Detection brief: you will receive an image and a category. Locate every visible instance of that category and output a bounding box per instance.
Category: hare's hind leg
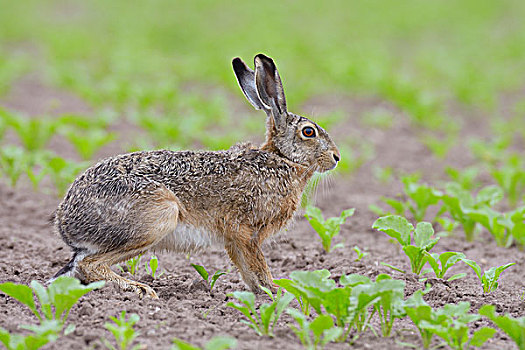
[78,252,158,298]
[76,186,180,299]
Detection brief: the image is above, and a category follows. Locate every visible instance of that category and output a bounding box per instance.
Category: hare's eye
[302,126,315,138]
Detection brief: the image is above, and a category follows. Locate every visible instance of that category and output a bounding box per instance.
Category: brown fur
[52,54,340,297]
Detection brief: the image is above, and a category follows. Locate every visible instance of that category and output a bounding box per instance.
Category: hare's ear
[254,54,287,128]
[232,57,268,111]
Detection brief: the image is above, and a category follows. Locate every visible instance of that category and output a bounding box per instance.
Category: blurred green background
[1,0,525,194]
[2,0,525,110]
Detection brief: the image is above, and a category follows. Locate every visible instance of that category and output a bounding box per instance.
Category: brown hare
[52,54,340,298]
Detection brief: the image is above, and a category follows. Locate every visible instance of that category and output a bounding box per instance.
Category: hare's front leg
[225,239,274,292]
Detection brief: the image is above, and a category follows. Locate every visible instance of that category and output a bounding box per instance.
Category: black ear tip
[254,53,276,69]
[255,53,272,61]
[232,57,243,68]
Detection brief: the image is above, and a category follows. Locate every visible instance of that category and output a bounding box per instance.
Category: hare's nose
[332,151,340,163]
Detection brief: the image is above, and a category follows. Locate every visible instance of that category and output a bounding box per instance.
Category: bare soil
[0,79,524,349]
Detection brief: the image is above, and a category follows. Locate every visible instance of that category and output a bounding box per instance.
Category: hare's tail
[49,249,85,283]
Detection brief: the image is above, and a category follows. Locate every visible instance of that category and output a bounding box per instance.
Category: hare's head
[233,54,340,173]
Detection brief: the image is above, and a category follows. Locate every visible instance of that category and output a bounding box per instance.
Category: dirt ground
[0,78,524,349]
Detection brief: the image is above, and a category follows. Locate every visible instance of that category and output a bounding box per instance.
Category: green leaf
[210,271,226,291]
[204,336,237,350]
[372,215,413,246]
[447,273,467,282]
[382,197,407,215]
[479,305,525,348]
[403,245,428,275]
[340,274,371,287]
[191,264,209,282]
[259,303,278,334]
[148,255,159,278]
[30,280,52,320]
[0,282,40,321]
[461,258,482,280]
[476,185,504,207]
[322,326,343,345]
[380,262,406,274]
[469,327,496,347]
[47,276,104,322]
[414,222,439,250]
[173,338,201,350]
[340,208,356,220]
[305,206,324,223]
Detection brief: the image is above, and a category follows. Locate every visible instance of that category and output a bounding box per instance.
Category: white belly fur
[152,223,223,253]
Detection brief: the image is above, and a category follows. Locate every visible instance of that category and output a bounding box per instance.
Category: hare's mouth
[317,161,337,173]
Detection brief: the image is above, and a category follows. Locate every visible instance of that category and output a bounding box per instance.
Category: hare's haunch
[51,54,340,298]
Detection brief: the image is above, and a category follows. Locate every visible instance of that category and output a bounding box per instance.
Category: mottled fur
[52,54,340,298]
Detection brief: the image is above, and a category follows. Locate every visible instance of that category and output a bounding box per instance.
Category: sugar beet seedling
[304,206,355,253]
[0,277,104,350]
[103,311,144,350]
[461,259,515,294]
[372,215,439,275]
[226,287,294,337]
[190,264,227,292]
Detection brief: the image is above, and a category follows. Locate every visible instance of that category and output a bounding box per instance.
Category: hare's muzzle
[331,150,340,163]
[326,149,340,170]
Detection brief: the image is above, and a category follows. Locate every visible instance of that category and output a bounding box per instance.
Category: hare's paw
[125,281,159,299]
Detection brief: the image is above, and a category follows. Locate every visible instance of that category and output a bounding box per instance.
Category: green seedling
[63,128,116,160]
[491,154,525,207]
[58,113,115,130]
[441,182,503,242]
[466,206,513,247]
[44,155,88,195]
[284,270,353,337]
[372,215,439,275]
[403,290,435,348]
[341,273,406,337]
[372,175,442,222]
[373,166,394,184]
[172,335,237,350]
[0,320,63,350]
[304,206,355,253]
[278,270,398,340]
[190,264,226,292]
[469,136,511,165]
[226,287,294,337]
[0,276,104,324]
[3,111,58,151]
[498,206,525,247]
[0,145,31,187]
[125,254,142,276]
[136,111,194,149]
[479,305,525,350]
[274,270,332,316]
[420,131,456,159]
[422,251,466,281]
[417,302,495,350]
[353,246,368,261]
[445,166,480,191]
[286,309,342,350]
[435,217,459,236]
[461,259,515,294]
[145,255,162,279]
[399,175,443,222]
[103,311,143,350]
